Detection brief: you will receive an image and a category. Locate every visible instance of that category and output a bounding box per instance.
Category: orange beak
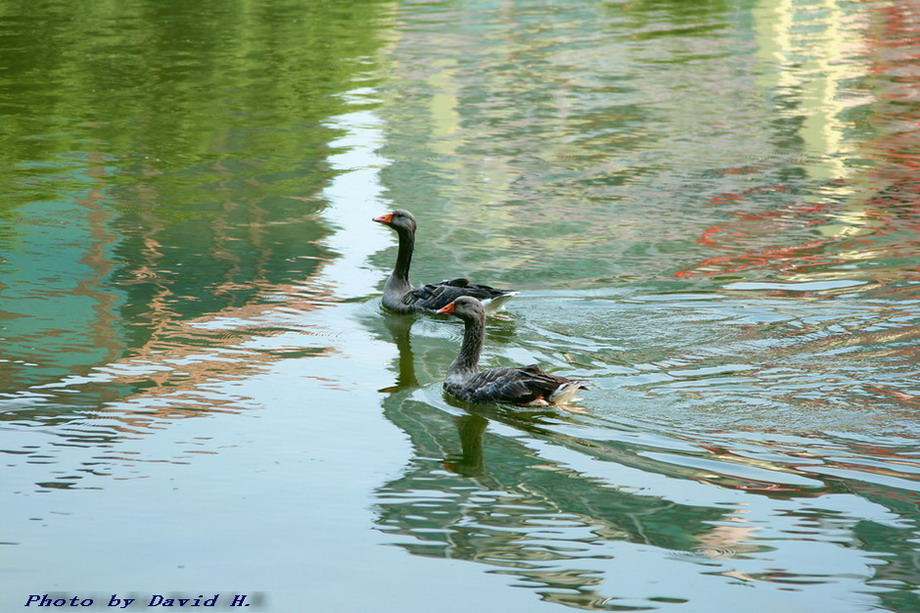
[372,212,394,224]
[435,302,456,315]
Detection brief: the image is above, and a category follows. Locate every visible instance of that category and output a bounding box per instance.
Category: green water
[2,0,918,611]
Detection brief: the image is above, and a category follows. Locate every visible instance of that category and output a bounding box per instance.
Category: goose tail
[549,381,587,405]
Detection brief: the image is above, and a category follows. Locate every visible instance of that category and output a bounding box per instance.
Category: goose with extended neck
[436,296,586,405]
[373,209,517,314]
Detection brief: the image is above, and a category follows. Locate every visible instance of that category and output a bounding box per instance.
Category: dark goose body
[436,297,585,405]
[373,210,517,314]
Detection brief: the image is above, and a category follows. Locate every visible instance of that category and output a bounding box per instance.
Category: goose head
[372,209,417,235]
[435,296,486,322]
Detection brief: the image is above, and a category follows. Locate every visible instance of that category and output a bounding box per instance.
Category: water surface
[1,0,918,611]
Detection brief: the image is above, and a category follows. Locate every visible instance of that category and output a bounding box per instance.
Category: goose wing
[463,365,571,404]
[404,278,515,312]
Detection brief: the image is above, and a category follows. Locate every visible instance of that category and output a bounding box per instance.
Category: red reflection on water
[675,179,850,278]
[676,2,920,280]
[677,175,920,278]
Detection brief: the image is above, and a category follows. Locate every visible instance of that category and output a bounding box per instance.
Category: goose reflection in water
[371,392,765,608]
[369,313,763,608]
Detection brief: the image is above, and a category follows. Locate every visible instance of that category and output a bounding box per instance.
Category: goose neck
[450,313,484,375]
[391,227,415,283]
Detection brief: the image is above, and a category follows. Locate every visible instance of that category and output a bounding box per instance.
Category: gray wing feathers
[404,279,514,311]
[460,365,572,404]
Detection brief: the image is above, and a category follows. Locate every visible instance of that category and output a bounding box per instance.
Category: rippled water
[2,0,918,611]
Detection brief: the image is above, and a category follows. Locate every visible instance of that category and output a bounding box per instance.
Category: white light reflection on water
[1,85,476,611]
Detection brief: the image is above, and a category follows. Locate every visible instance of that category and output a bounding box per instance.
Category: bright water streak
[0,1,918,612]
